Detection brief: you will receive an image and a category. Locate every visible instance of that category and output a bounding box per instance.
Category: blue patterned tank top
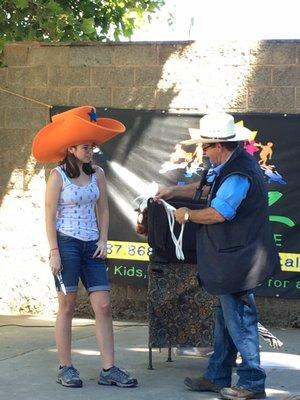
[55,166,100,241]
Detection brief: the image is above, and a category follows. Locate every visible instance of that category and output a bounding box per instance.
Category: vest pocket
[218,245,244,253]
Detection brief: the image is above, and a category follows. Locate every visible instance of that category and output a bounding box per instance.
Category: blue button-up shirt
[207,153,250,220]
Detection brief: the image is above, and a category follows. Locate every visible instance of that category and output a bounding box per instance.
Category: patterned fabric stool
[148,262,217,369]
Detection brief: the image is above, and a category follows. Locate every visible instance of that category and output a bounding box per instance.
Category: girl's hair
[59,150,95,178]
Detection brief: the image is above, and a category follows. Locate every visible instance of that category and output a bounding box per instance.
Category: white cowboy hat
[181,113,251,145]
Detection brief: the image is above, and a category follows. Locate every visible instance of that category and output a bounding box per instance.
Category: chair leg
[148,346,154,370]
[166,346,173,362]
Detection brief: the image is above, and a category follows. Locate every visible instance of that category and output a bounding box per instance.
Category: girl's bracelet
[49,247,59,259]
[50,247,59,252]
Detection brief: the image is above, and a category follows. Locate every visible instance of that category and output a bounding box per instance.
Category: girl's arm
[94,166,109,258]
[45,169,62,274]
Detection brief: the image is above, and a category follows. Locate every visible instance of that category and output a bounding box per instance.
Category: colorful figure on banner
[161,118,287,187]
[155,113,280,400]
[193,143,204,164]
[264,168,286,185]
[159,142,204,176]
[243,130,286,186]
[258,141,274,169]
[184,159,202,178]
[244,139,260,155]
[170,143,194,163]
[32,106,137,389]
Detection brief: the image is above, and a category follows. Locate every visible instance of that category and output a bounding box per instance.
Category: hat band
[200,133,236,140]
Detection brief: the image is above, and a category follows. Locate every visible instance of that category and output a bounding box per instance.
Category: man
[155,113,280,400]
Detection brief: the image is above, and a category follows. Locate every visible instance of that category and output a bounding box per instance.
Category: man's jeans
[205,292,266,391]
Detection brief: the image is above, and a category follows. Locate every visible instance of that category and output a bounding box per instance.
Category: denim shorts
[55,232,110,294]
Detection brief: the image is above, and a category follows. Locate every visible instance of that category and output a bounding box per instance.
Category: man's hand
[154,186,175,201]
[174,207,190,224]
[175,206,226,225]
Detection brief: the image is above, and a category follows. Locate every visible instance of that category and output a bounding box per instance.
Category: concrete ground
[0,314,299,400]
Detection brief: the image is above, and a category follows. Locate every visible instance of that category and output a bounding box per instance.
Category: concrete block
[70,45,112,66]
[68,87,111,107]
[202,41,251,65]
[113,44,158,66]
[28,46,69,66]
[0,86,28,108]
[272,66,300,86]
[155,87,181,110]
[3,43,29,66]
[227,90,248,109]
[5,107,48,130]
[0,108,5,127]
[295,88,300,108]
[135,66,164,86]
[156,85,247,112]
[250,42,297,65]
[0,67,8,85]
[158,43,191,64]
[8,66,47,87]
[3,146,32,169]
[25,87,69,107]
[91,66,134,87]
[48,66,90,87]
[0,151,12,169]
[247,66,272,86]
[0,128,27,149]
[177,41,252,67]
[248,87,295,111]
[112,87,156,109]
[2,84,51,109]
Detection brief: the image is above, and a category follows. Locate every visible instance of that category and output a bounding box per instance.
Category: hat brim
[181,126,251,145]
[32,114,125,163]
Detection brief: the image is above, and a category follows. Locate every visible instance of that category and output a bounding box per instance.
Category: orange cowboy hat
[32,105,126,163]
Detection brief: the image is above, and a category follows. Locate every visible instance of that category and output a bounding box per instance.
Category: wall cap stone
[4,39,300,51]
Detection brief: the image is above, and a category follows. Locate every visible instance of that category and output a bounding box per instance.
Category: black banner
[51,107,300,298]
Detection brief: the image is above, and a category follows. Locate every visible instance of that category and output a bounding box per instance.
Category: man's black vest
[196,146,280,295]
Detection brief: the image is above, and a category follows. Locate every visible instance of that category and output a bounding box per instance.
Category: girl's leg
[55,292,77,366]
[89,291,114,369]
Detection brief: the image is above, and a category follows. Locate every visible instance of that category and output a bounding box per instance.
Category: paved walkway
[0,314,299,400]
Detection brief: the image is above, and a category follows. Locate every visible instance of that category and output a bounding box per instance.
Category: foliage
[0,0,165,58]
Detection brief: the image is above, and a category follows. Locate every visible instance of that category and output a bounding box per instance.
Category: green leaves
[0,0,165,44]
[82,17,96,36]
[0,0,166,64]
[14,0,28,10]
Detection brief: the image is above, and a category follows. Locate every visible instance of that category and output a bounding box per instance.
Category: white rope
[134,182,186,261]
[159,199,185,260]
[133,181,159,211]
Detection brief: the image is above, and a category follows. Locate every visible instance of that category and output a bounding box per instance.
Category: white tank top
[55,166,100,241]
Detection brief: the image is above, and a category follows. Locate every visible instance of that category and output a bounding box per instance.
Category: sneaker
[98,366,138,388]
[57,365,83,388]
[220,386,266,399]
[184,376,223,392]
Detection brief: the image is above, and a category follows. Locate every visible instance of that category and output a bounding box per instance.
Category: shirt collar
[206,147,238,180]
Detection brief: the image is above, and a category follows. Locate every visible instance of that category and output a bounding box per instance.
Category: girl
[33,106,137,388]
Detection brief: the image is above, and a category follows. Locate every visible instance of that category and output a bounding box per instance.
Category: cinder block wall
[0,40,299,326]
